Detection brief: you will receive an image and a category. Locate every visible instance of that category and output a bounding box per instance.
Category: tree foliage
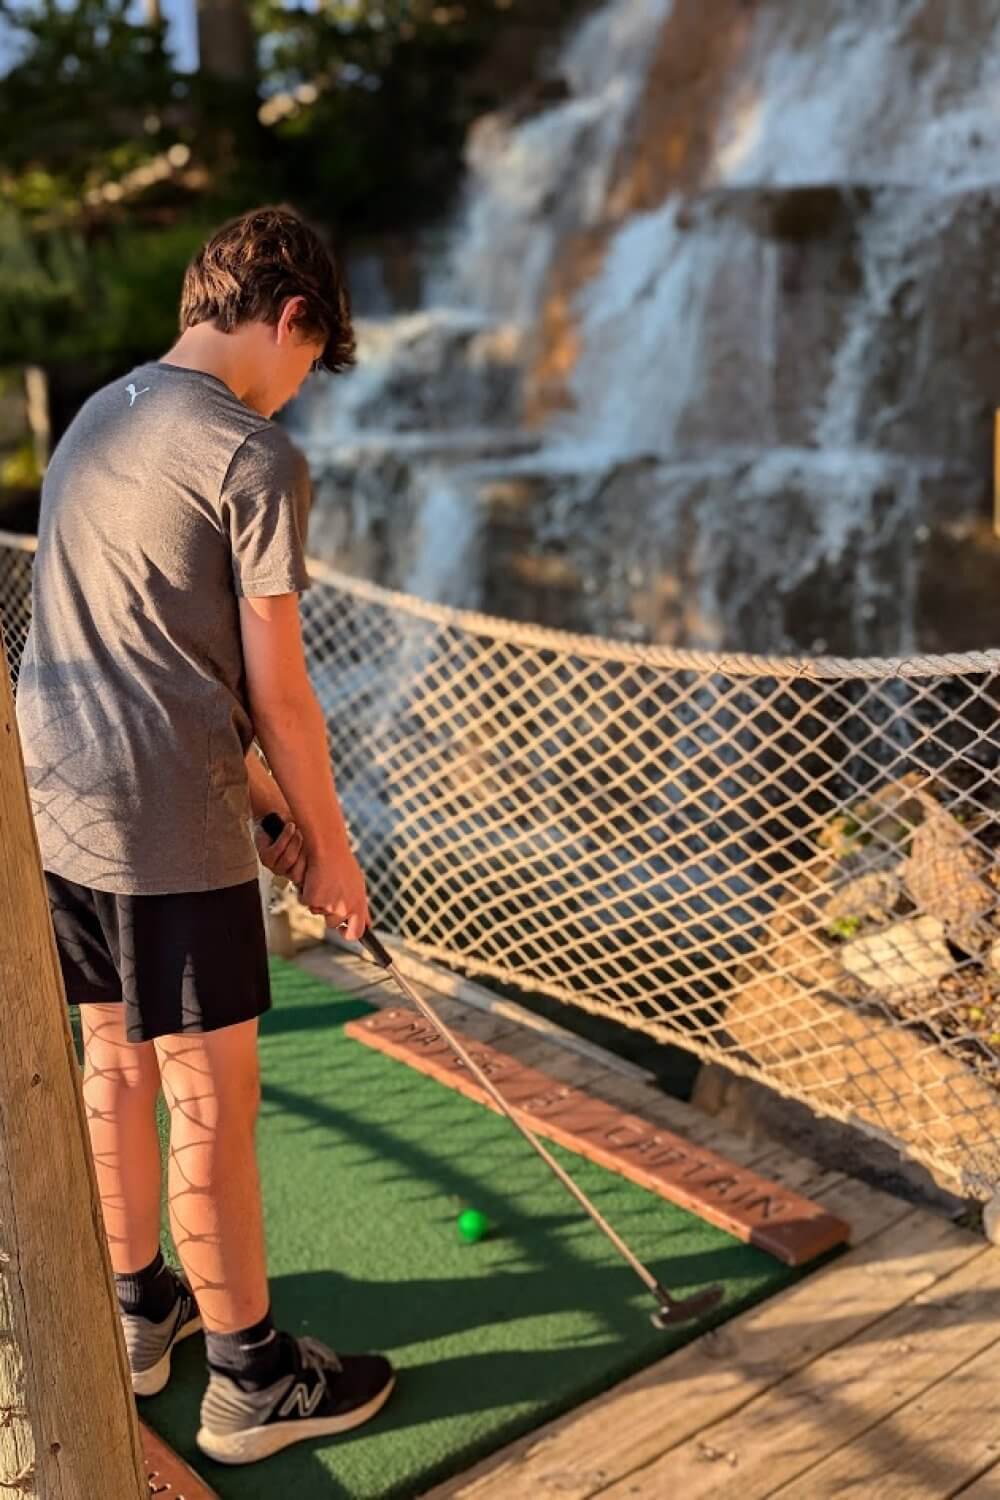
[0,206,216,367]
[254,0,528,229]
[0,0,583,370]
[0,0,182,214]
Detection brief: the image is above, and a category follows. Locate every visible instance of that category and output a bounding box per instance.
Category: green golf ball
[457,1208,489,1243]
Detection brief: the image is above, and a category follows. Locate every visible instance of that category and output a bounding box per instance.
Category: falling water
[290,0,1000,657]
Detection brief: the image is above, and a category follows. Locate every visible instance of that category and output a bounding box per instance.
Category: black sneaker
[196,1332,395,1465]
[121,1272,202,1397]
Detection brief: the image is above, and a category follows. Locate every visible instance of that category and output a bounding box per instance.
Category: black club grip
[260,811,286,842]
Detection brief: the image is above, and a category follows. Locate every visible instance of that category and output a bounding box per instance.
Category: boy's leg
[80,1002,162,1272]
[153,1018,269,1333]
[80,1000,203,1397]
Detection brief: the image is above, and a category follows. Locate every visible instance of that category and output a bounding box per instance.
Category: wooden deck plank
[951,1461,1000,1498]
[418,1181,932,1499]
[766,1332,1000,1500]
[595,1241,999,1500]
[403,993,524,1048]
[487,1027,615,1089]
[735,1144,844,1200]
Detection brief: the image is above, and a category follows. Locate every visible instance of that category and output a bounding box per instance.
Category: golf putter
[259,812,724,1329]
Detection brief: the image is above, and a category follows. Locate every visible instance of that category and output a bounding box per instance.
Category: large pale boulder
[724,937,1000,1192]
[840,916,953,999]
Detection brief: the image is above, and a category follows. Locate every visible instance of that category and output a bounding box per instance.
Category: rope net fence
[3,532,999,1202]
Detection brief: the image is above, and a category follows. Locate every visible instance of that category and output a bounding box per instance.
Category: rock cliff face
[290,0,1000,654]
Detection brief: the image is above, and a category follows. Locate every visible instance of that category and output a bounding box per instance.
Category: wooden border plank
[301,943,852,1197]
[142,1423,219,1498]
[346,1007,850,1266]
[949,1458,1000,1498]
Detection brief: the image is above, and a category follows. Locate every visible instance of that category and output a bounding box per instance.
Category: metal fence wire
[4,533,1000,1206]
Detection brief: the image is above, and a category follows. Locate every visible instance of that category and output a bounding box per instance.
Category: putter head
[650,1284,724,1328]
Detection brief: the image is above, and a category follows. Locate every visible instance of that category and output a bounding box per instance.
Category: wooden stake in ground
[0,627,146,1496]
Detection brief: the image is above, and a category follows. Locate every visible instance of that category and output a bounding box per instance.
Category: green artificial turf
[130,959,822,1498]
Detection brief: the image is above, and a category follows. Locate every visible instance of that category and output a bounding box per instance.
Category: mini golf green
[124,959,827,1498]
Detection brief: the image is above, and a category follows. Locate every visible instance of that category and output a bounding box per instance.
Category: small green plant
[828,915,861,940]
[818,813,872,860]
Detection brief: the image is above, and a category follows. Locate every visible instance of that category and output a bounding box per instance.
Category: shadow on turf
[149,1205,974,1500]
[185,982,807,1494]
[150,992,822,1498]
[162,1251,759,1500]
[270,1252,747,1362]
[257,1073,793,1285]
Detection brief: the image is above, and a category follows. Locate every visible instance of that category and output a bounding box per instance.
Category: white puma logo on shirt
[126,383,151,406]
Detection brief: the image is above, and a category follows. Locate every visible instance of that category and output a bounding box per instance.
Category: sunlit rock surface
[290,0,1000,654]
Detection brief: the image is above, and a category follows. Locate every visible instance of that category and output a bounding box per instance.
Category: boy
[14,204,395,1465]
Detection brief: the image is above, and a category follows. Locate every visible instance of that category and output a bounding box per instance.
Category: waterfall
[290,0,1000,657]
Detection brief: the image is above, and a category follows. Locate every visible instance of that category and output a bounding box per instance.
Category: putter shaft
[257,813,720,1327]
[360,928,663,1296]
[356,927,722,1326]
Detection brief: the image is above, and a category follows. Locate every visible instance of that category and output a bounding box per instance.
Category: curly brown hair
[179,204,356,374]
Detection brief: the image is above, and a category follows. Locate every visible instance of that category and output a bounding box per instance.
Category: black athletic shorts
[43,870,272,1044]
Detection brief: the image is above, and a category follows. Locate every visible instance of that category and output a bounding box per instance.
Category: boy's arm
[238,592,354,860]
[245,740,292,824]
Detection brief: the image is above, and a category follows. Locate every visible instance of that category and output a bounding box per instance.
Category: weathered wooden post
[0,625,147,1496]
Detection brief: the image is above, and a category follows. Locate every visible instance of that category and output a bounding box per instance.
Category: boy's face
[240,296,327,418]
[257,326,326,418]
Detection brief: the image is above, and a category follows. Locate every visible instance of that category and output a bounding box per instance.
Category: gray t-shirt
[14,359,313,894]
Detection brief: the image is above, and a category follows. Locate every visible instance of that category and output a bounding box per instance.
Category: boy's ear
[276,295,307,342]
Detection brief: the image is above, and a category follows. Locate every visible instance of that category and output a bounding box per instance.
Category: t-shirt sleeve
[219,426,313,597]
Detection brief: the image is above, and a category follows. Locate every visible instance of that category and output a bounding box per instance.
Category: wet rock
[723,966,1000,1192]
[290,312,525,446]
[902,803,995,951]
[826,870,901,926]
[858,774,926,846]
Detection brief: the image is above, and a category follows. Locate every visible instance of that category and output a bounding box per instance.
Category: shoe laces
[298,1335,343,1379]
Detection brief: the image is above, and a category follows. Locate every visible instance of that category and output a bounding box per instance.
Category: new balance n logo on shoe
[126,382,151,406]
[278,1381,324,1420]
